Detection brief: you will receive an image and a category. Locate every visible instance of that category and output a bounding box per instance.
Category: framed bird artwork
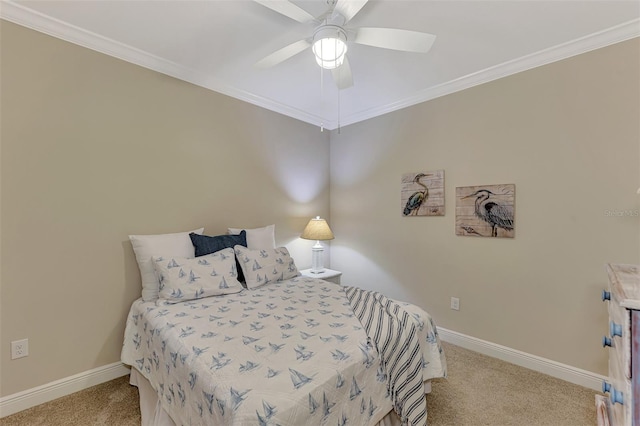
[401,170,445,216]
[455,184,515,238]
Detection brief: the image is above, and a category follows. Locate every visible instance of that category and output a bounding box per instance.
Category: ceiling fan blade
[254,0,315,23]
[331,56,353,90]
[355,27,436,53]
[255,39,311,68]
[333,0,369,23]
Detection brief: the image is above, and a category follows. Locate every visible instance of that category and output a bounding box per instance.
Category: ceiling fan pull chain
[320,58,324,132]
[337,67,341,134]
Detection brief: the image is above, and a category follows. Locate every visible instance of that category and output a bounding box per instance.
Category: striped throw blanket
[345,286,429,426]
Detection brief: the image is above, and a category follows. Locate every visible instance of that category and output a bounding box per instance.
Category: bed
[122,228,447,426]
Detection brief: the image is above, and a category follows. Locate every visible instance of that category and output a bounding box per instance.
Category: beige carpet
[1,342,597,426]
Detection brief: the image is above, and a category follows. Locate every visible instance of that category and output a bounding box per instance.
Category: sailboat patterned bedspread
[121,277,446,425]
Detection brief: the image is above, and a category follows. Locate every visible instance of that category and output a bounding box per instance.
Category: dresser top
[607,263,640,310]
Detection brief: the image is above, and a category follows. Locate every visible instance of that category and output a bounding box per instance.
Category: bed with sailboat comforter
[122,229,446,426]
[121,275,446,425]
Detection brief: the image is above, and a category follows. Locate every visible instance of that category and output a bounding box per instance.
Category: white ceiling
[2,1,639,129]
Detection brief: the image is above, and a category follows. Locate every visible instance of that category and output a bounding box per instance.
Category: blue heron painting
[401,170,445,216]
[456,184,515,238]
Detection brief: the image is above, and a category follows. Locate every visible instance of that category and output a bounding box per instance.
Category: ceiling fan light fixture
[312,25,347,70]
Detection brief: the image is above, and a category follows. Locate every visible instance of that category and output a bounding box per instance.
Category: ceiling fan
[254,0,436,90]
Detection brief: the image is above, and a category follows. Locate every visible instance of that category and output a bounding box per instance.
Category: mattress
[121,276,446,425]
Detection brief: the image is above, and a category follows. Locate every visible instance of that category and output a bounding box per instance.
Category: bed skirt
[129,368,431,426]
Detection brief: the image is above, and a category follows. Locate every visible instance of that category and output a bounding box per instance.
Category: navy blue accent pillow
[189,231,247,283]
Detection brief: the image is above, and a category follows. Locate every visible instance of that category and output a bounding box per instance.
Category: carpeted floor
[1,342,597,425]
[426,343,596,425]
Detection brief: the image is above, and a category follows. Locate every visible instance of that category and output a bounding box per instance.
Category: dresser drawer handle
[611,388,624,405]
[601,290,611,301]
[610,322,623,338]
[602,381,611,393]
[602,336,612,347]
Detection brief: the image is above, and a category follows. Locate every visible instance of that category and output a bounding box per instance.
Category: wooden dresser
[599,264,640,425]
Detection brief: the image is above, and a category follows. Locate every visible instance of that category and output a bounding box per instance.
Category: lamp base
[310,241,325,274]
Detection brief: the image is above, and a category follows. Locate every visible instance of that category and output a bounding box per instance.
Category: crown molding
[2,1,637,131]
[338,18,640,129]
[0,1,327,128]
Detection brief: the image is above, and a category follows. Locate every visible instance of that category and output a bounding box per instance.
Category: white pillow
[152,248,243,303]
[228,224,275,250]
[234,245,299,289]
[129,228,204,301]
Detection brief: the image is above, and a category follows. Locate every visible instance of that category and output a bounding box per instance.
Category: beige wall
[329,38,640,375]
[0,22,330,396]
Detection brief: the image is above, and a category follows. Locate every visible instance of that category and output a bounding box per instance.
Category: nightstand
[300,268,342,285]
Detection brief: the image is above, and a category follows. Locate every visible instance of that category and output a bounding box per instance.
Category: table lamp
[300,216,334,274]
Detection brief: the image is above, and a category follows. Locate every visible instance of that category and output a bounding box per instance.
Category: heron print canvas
[401,170,445,216]
[456,184,515,238]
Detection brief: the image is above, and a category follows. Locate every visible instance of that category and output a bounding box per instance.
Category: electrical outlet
[450,297,460,311]
[11,339,29,359]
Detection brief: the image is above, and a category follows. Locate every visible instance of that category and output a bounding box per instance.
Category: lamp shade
[301,216,334,241]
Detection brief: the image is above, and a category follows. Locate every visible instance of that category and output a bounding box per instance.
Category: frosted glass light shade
[312,26,347,70]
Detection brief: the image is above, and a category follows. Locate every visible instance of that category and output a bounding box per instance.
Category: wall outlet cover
[11,339,29,359]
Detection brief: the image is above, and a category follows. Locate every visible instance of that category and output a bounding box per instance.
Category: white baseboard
[0,361,130,418]
[437,327,605,391]
[0,329,604,417]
